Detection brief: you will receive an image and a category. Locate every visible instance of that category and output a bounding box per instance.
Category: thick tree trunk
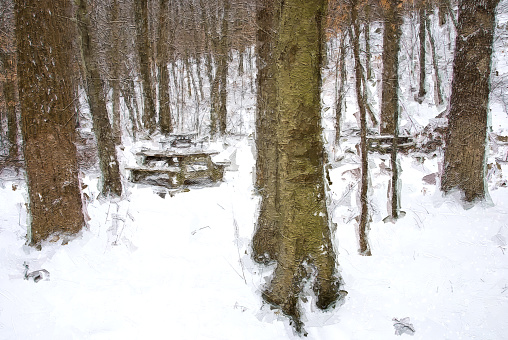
[252,0,280,263]
[157,0,173,135]
[16,0,84,245]
[135,0,157,134]
[441,0,499,203]
[380,0,402,135]
[351,0,372,256]
[260,0,343,330]
[76,0,122,198]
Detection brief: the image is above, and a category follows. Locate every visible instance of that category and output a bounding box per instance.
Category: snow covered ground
[2,4,508,340]
[1,131,507,339]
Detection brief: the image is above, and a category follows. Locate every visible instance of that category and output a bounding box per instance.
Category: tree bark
[417,4,427,101]
[441,0,500,203]
[76,0,122,198]
[351,0,372,256]
[110,0,122,145]
[426,11,444,106]
[380,0,402,135]
[252,0,280,264]
[364,5,373,81]
[135,0,157,134]
[0,50,19,160]
[260,0,343,330]
[334,31,347,145]
[157,0,173,135]
[121,77,139,139]
[210,0,229,137]
[15,0,84,245]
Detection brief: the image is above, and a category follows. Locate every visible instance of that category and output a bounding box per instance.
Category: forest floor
[0,129,507,339]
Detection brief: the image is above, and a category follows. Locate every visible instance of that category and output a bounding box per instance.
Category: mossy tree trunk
[258,0,344,331]
[135,0,157,134]
[252,0,280,263]
[16,0,84,245]
[441,0,499,203]
[380,0,402,135]
[76,0,122,198]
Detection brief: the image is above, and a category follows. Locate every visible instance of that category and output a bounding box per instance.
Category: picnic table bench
[126,149,227,188]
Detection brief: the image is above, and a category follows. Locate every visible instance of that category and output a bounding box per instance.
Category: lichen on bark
[253,0,345,330]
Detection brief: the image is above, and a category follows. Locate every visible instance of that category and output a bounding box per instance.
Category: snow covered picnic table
[126,149,228,188]
[367,135,415,154]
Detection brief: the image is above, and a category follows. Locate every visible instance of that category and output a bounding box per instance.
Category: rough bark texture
[77,0,122,198]
[259,0,343,330]
[157,0,173,135]
[135,0,157,134]
[16,0,84,245]
[351,0,372,256]
[252,0,280,263]
[0,50,19,160]
[441,0,499,203]
[380,0,402,135]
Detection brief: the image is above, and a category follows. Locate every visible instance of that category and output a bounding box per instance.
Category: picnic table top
[136,149,220,158]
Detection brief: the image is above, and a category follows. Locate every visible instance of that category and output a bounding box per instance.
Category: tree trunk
[110,0,122,145]
[0,50,19,160]
[364,5,373,81]
[252,0,280,264]
[334,31,347,145]
[121,77,139,139]
[438,0,449,26]
[157,0,173,135]
[210,0,229,137]
[380,0,402,135]
[351,0,372,256]
[15,0,84,245]
[135,0,157,134]
[426,11,444,106]
[260,0,343,331]
[441,0,499,203]
[76,0,122,198]
[417,4,427,101]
